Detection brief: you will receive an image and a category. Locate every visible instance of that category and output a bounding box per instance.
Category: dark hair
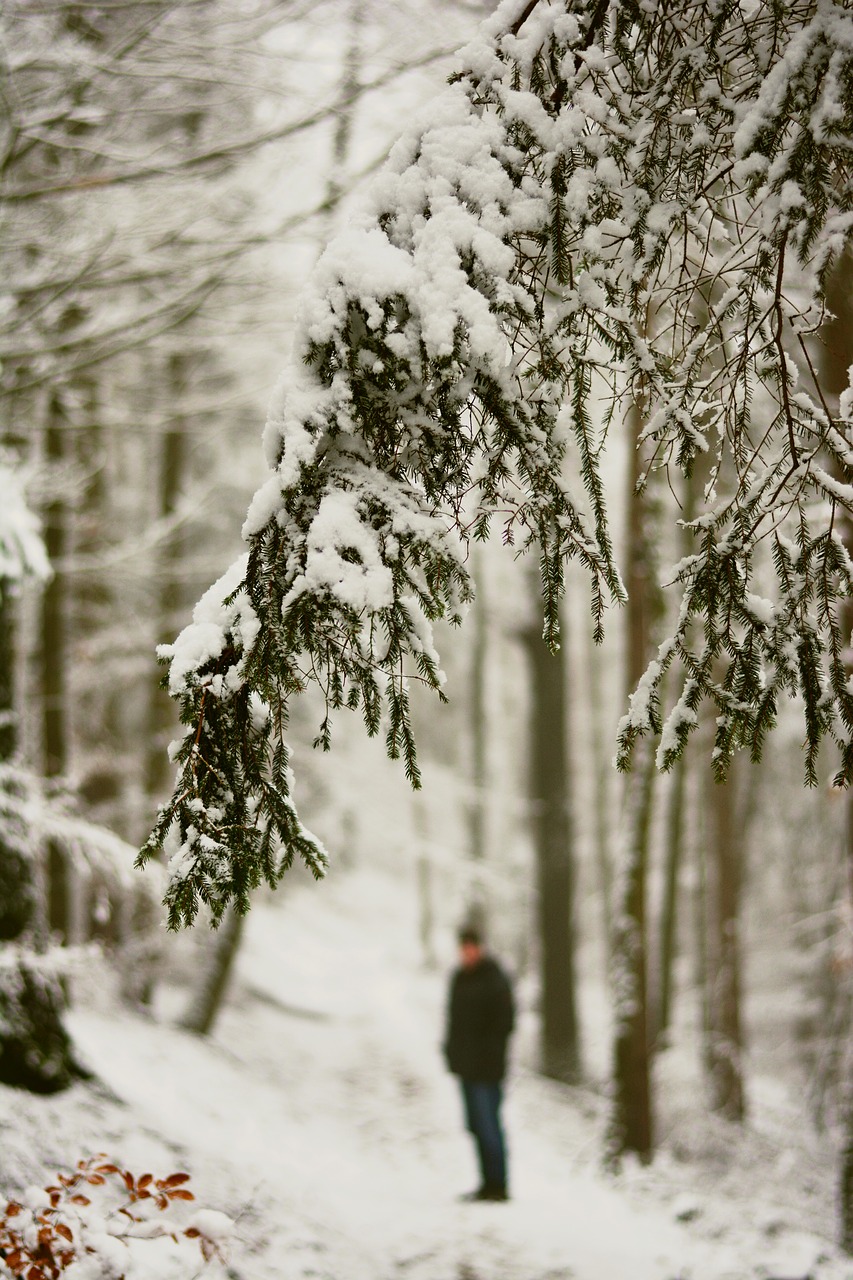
[458,925,482,947]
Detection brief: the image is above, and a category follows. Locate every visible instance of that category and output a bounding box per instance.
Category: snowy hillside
[1,862,850,1280]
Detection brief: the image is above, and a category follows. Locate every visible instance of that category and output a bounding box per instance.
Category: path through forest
[3,865,849,1280]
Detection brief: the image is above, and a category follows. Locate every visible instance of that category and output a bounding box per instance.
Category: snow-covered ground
[1,863,850,1280]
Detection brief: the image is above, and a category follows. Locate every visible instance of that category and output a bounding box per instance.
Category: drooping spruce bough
[139,0,853,927]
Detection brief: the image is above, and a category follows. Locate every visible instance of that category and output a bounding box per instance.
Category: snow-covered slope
[1,864,849,1280]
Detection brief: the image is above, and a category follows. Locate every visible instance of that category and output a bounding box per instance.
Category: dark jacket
[444,956,515,1082]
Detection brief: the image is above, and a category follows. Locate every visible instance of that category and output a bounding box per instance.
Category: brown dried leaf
[159,1173,191,1189]
[166,1189,194,1201]
[55,1224,73,1243]
[69,1196,91,1207]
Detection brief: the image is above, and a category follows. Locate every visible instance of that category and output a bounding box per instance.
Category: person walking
[443,925,515,1202]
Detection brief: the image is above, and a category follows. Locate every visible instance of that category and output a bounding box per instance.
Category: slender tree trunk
[841,783,853,1253]
[652,455,704,1048]
[323,0,364,220]
[42,392,70,941]
[691,774,710,1054]
[818,251,853,1252]
[586,625,613,959]
[414,797,436,968]
[417,854,436,969]
[608,402,658,1165]
[654,750,688,1046]
[704,759,746,1120]
[74,378,122,829]
[42,393,68,782]
[144,354,190,802]
[524,598,581,1084]
[609,738,655,1163]
[180,906,245,1036]
[0,587,16,763]
[465,548,489,934]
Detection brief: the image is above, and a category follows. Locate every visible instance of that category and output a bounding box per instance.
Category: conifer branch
[144,0,853,923]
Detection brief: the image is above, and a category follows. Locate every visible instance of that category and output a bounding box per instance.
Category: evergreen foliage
[0,766,156,1092]
[0,954,78,1094]
[142,0,853,926]
[0,836,35,942]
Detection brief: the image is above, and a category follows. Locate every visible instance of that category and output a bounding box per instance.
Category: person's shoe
[460,1185,509,1202]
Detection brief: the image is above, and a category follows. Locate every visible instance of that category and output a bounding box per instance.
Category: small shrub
[0,1155,231,1278]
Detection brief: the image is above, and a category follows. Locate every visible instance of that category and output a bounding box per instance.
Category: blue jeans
[460,1080,507,1191]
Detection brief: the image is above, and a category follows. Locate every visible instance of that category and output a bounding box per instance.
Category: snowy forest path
[59,866,732,1280]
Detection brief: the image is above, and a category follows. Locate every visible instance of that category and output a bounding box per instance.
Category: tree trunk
[586,623,613,960]
[144,353,191,802]
[524,600,581,1085]
[42,391,70,942]
[653,449,705,1048]
[607,403,659,1166]
[0,587,16,763]
[74,377,124,837]
[818,251,853,1252]
[608,737,655,1163]
[841,771,853,1253]
[42,392,69,782]
[414,797,436,968]
[180,906,245,1036]
[654,749,688,1046]
[465,548,489,935]
[704,759,746,1120]
[323,0,364,221]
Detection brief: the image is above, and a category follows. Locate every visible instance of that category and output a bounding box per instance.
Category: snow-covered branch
[144,0,853,925]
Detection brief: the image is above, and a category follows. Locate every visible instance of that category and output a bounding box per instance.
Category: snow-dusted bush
[0,1156,231,1279]
[0,767,163,1091]
[0,947,77,1095]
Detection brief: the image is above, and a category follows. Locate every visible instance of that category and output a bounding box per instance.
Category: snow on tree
[0,467,156,1091]
[0,459,51,597]
[141,0,853,929]
[0,759,164,1092]
[0,456,49,757]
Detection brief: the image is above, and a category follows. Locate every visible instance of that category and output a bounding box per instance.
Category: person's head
[458,925,484,969]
